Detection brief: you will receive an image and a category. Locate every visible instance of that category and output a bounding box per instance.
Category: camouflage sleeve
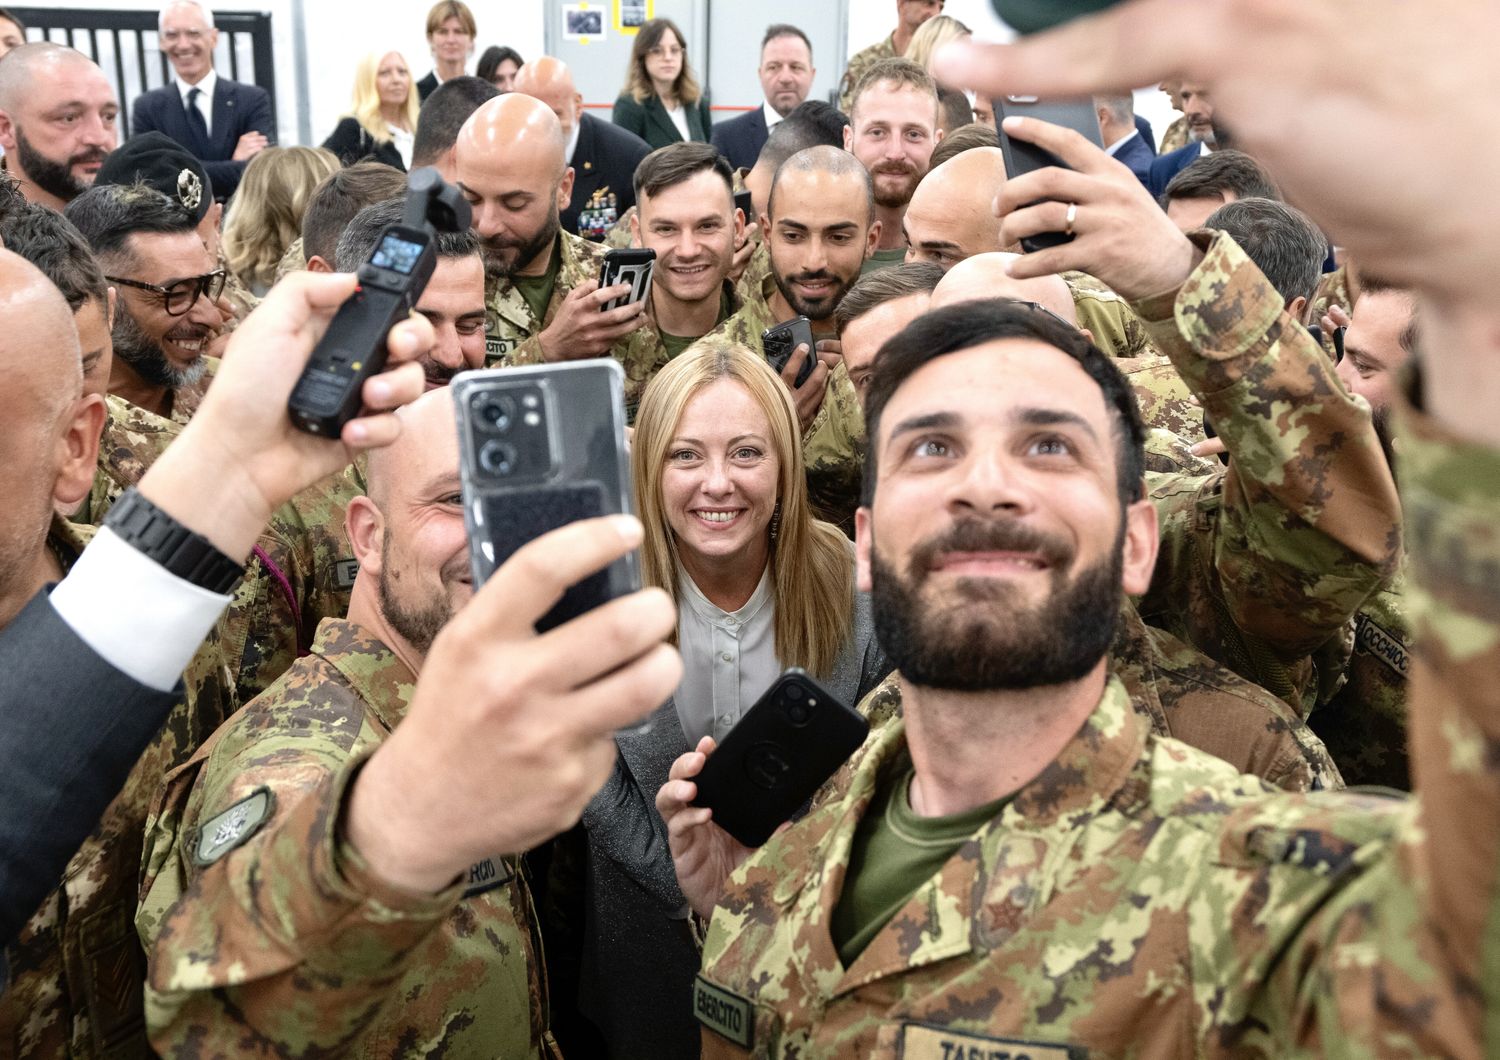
[801,364,866,535]
[1134,232,1402,700]
[142,753,462,1056]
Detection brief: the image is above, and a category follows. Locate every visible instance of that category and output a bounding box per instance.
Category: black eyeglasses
[105,269,227,316]
[1003,298,1080,331]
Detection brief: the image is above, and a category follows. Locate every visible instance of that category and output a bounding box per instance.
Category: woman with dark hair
[476,44,523,91]
[611,18,712,150]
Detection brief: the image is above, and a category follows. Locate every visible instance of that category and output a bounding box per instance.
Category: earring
[769,501,782,543]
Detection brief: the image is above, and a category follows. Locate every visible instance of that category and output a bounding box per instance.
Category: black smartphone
[599,247,656,312]
[993,95,1104,253]
[991,0,1124,33]
[453,361,638,633]
[733,189,754,220]
[691,669,869,848]
[761,316,816,388]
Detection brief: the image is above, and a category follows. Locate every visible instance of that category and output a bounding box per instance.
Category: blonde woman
[574,336,888,1056]
[904,14,971,74]
[221,146,339,295]
[612,17,712,150]
[323,51,419,170]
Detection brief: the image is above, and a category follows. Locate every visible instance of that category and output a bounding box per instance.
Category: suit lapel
[646,96,679,143]
[211,80,234,155]
[570,114,601,198]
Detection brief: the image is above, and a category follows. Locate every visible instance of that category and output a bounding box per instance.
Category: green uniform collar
[307,618,418,735]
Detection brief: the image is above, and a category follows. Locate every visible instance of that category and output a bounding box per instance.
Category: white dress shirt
[761,100,785,133]
[674,562,780,745]
[1105,127,1139,158]
[389,124,414,168]
[175,68,218,137]
[664,101,692,142]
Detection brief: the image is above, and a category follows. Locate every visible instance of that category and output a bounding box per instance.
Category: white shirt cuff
[50,526,235,693]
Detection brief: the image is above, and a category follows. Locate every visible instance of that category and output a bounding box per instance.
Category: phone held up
[453,361,638,634]
[599,247,656,312]
[993,95,1105,254]
[761,316,817,388]
[691,669,869,848]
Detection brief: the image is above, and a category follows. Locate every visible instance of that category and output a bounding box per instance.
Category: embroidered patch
[334,558,359,590]
[192,787,274,866]
[462,854,516,898]
[485,335,517,360]
[1355,614,1409,678]
[899,1023,1085,1060]
[693,975,754,1049]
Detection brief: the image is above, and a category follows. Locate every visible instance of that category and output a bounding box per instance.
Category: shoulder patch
[694,975,754,1049]
[1355,614,1409,678]
[462,854,517,898]
[334,558,359,590]
[899,1023,1085,1059]
[192,787,275,867]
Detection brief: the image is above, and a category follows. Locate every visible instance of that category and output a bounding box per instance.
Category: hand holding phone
[761,317,817,388]
[599,248,656,312]
[993,96,1104,253]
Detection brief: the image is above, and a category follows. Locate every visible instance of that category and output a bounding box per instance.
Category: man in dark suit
[1095,94,1156,183]
[710,24,816,172]
[514,57,651,241]
[131,0,274,200]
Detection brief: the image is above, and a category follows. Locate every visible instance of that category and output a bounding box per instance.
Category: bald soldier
[0,44,118,212]
[137,388,683,1057]
[455,91,647,365]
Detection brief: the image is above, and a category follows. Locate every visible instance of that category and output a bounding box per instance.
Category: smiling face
[108,230,219,390]
[758,34,814,117]
[413,253,487,389]
[376,52,411,108]
[636,168,740,310]
[767,166,877,322]
[662,377,780,575]
[159,2,219,84]
[858,339,1157,691]
[846,82,940,210]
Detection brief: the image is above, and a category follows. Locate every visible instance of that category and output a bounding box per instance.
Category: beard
[870,161,921,209]
[1372,404,1398,473]
[481,208,560,285]
[771,264,857,323]
[111,309,208,390]
[14,128,107,204]
[870,515,1123,692]
[377,531,459,656]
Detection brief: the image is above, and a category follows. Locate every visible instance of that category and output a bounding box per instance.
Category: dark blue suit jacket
[1147,141,1206,199]
[1112,130,1156,183]
[564,112,652,241]
[131,76,275,200]
[1133,113,1156,154]
[710,106,769,172]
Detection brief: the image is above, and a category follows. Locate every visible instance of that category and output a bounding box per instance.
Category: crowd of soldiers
[1,0,1496,1056]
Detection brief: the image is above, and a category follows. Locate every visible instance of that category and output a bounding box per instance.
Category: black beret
[94,132,214,223]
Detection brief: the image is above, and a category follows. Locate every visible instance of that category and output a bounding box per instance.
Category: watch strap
[103,488,243,594]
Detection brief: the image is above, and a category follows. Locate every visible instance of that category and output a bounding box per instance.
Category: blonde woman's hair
[625,17,702,107]
[222,146,341,290]
[905,15,971,74]
[349,50,418,144]
[632,336,855,677]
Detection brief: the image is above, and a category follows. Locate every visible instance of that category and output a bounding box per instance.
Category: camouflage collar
[308,618,418,734]
[486,229,597,334]
[47,513,96,571]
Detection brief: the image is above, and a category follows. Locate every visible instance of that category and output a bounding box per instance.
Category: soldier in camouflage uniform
[1063,269,1159,359]
[138,393,555,1058]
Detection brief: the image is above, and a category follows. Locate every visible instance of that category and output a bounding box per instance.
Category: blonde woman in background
[905,14,971,74]
[574,335,888,1057]
[222,146,340,295]
[322,51,419,170]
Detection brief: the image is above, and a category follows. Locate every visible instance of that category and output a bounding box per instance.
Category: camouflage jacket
[273,236,307,283]
[802,362,865,536]
[1158,114,1190,155]
[1310,263,1356,358]
[696,395,1495,1058]
[78,395,182,524]
[839,34,898,114]
[1310,565,1410,789]
[0,518,237,1060]
[1117,354,1205,445]
[165,355,217,427]
[1134,231,1402,713]
[857,596,1341,795]
[734,240,772,309]
[1064,271,1158,360]
[137,619,550,1058]
[484,229,613,366]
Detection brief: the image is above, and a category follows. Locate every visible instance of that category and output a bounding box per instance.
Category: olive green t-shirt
[512,241,563,324]
[831,756,1012,967]
[859,247,907,277]
[658,288,735,361]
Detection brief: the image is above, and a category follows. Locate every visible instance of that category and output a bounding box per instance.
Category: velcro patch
[899,1023,1085,1060]
[192,787,274,866]
[694,975,754,1049]
[334,558,359,590]
[462,855,516,898]
[1355,615,1409,678]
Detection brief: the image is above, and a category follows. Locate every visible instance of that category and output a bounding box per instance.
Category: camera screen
[371,233,425,275]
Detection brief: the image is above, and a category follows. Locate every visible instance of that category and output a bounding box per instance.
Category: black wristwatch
[104,488,244,594]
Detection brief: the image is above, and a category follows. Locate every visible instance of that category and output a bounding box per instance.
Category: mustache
[164,323,213,342]
[909,517,1073,578]
[788,269,837,286]
[872,161,918,176]
[70,147,109,167]
[422,358,458,387]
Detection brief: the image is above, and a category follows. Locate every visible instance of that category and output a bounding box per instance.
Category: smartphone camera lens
[475,394,516,434]
[479,440,517,476]
[784,685,811,726]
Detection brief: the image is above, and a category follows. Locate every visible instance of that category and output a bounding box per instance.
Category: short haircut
[1163,149,1279,206]
[413,76,499,167]
[476,45,523,84]
[1356,274,1420,357]
[426,0,475,38]
[927,122,998,169]
[768,144,873,223]
[64,182,196,265]
[633,141,732,202]
[755,100,849,172]
[0,7,26,32]
[938,88,973,132]
[863,301,1146,506]
[1205,197,1327,310]
[835,261,943,336]
[849,57,938,123]
[334,197,480,272]
[158,0,212,33]
[0,203,107,311]
[0,169,23,223]
[1094,94,1134,125]
[762,23,811,59]
[301,161,410,265]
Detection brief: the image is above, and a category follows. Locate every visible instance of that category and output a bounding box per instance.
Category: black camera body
[287,167,471,436]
